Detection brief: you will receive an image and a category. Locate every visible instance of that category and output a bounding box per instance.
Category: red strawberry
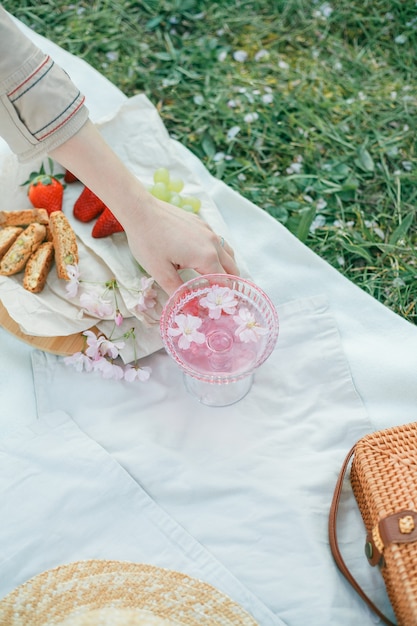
[73,187,105,222]
[91,207,124,238]
[23,159,64,215]
[64,170,78,183]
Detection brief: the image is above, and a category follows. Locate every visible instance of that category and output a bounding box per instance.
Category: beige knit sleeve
[0,6,89,163]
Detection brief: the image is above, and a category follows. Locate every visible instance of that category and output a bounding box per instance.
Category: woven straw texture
[0,560,259,626]
[60,608,174,626]
[350,422,417,626]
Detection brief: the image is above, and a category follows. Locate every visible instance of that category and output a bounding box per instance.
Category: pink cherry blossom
[82,330,102,359]
[65,330,152,383]
[168,313,205,350]
[93,357,124,380]
[79,289,114,318]
[233,307,268,343]
[98,337,125,359]
[114,311,124,326]
[65,264,81,298]
[83,330,124,360]
[63,351,93,372]
[124,365,152,382]
[134,277,158,313]
[199,286,238,319]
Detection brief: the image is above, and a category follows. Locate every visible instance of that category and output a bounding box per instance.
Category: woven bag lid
[0,560,259,626]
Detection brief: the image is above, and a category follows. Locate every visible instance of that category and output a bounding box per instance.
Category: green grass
[4,0,417,321]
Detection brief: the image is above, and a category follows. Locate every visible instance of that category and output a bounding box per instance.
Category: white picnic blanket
[1,12,417,626]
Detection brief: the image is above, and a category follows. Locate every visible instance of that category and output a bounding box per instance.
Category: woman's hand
[51,120,239,294]
[123,193,238,295]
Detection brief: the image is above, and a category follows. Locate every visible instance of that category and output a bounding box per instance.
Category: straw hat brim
[0,560,259,626]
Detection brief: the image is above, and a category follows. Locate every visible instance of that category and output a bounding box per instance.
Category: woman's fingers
[120,194,241,295]
[146,235,239,296]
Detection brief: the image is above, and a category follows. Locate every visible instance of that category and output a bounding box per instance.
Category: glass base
[183,372,254,407]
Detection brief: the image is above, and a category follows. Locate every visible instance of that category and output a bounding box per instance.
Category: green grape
[151,182,171,202]
[169,192,182,207]
[153,167,170,185]
[181,196,201,213]
[181,204,195,213]
[168,177,184,193]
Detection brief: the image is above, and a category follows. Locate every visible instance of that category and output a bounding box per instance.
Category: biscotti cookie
[23,241,55,293]
[0,208,49,227]
[49,211,78,280]
[0,222,46,275]
[0,226,23,259]
[44,224,53,242]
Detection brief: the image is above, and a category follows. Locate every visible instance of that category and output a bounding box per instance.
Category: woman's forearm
[51,121,239,294]
[50,120,147,230]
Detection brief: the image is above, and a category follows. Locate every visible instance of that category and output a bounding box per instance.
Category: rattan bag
[329,422,417,626]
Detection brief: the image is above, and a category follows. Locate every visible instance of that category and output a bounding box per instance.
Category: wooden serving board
[0,300,92,355]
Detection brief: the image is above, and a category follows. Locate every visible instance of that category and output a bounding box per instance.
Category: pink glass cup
[159,274,279,406]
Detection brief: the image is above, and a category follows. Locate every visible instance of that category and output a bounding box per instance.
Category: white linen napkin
[32,294,394,625]
[0,327,37,434]
[0,410,282,626]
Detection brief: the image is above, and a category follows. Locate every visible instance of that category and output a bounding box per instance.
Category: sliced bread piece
[23,241,55,293]
[0,208,49,227]
[49,211,78,280]
[0,223,46,276]
[0,226,23,260]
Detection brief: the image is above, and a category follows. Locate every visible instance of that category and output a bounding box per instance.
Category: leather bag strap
[328,444,396,626]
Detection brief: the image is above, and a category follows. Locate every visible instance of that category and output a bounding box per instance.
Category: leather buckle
[365,510,417,567]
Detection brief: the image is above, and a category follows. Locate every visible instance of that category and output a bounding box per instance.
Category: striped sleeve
[0,6,89,162]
